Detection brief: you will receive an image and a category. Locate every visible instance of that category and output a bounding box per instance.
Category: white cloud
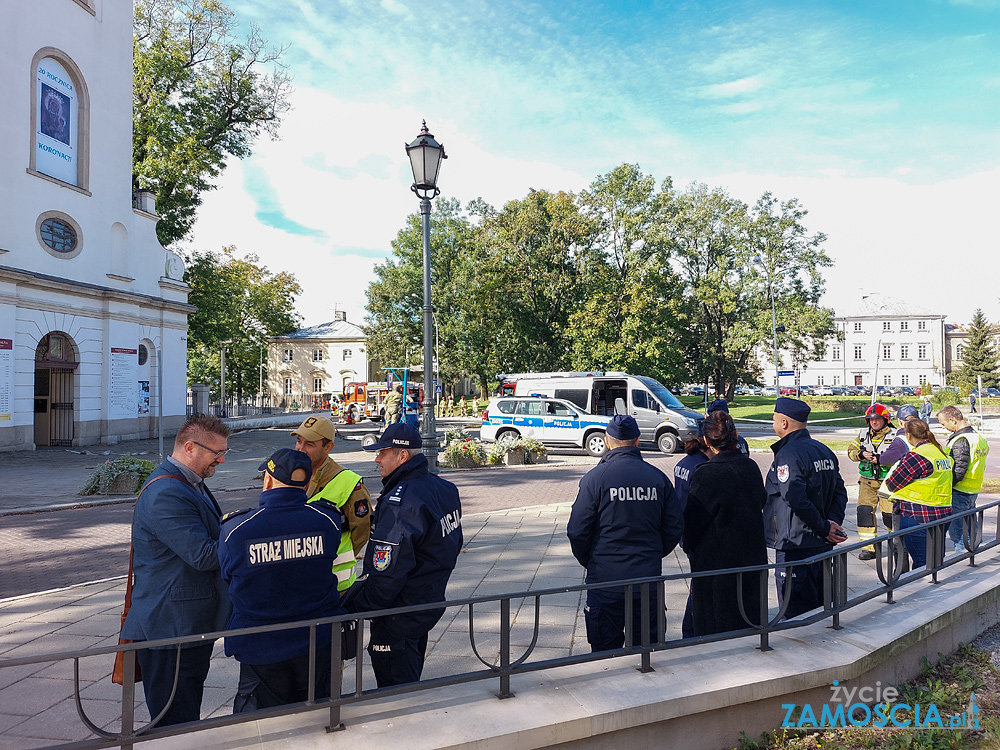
[700,76,766,98]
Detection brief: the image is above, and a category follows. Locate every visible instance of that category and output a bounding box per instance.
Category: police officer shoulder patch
[777,465,790,483]
[385,482,405,504]
[221,507,253,524]
[372,543,393,571]
[354,498,370,517]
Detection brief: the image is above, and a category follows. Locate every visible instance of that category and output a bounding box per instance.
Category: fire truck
[342,382,391,422]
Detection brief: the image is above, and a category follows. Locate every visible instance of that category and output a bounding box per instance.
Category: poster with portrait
[39,84,71,145]
[36,58,77,185]
[138,381,150,415]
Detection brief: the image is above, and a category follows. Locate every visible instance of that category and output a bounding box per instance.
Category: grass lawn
[678,395,868,426]
[744,437,854,453]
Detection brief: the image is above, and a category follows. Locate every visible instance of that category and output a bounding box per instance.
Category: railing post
[120,649,136,750]
[499,598,513,699]
[928,523,942,583]
[757,569,771,652]
[327,621,344,732]
[830,552,846,631]
[639,582,653,673]
[624,584,633,649]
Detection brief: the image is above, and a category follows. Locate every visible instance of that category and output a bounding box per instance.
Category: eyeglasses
[190,440,229,461]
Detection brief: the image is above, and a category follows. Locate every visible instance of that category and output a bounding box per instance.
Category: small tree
[957,309,999,390]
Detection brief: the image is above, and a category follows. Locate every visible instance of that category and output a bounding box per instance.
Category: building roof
[273,319,365,341]
[839,293,943,320]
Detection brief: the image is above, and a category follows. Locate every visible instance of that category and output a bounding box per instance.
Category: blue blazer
[121,461,232,645]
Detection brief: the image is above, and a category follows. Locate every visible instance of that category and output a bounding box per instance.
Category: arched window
[30,48,90,191]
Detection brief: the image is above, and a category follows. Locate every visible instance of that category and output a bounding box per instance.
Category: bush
[932,388,961,406]
[441,439,487,468]
[443,427,473,447]
[487,433,524,464]
[79,455,156,496]
[521,436,547,456]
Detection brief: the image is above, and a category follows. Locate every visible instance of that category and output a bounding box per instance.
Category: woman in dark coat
[683,411,768,636]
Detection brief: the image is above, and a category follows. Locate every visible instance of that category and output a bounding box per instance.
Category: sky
[186,0,1000,331]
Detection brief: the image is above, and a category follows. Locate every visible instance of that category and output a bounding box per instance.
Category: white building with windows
[0,1,191,451]
[759,294,948,389]
[267,312,370,407]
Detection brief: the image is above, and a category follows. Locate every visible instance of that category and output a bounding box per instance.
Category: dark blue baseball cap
[774,397,811,422]
[606,414,641,440]
[362,422,423,451]
[707,398,730,415]
[258,448,313,487]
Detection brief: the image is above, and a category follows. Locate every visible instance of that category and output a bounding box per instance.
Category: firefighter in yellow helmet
[847,403,894,560]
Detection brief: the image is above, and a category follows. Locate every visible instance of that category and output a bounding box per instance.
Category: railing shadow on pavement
[1,499,997,749]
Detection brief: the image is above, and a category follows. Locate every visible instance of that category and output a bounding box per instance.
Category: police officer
[345,423,462,687]
[847,403,894,560]
[764,398,849,619]
[937,405,990,552]
[291,416,372,591]
[567,415,684,651]
[218,449,345,712]
[706,399,749,456]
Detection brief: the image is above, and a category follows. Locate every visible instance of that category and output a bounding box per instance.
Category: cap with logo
[361,422,423,452]
[258,448,313,487]
[291,415,336,442]
[707,398,730,415]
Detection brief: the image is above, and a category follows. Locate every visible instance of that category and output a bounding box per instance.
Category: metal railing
[2,500,998,749]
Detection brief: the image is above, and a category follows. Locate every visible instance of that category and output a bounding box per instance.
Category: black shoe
[858,549,876,561]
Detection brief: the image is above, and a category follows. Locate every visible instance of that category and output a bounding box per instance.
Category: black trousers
[584,587,659,652]
[367,625,429,688]
[774,549,825,620]
[136,642,214,727]
[233,647,333,713]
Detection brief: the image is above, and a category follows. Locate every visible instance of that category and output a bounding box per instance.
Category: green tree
[185,247,301,399]
[957,309,999,390]
[364,198,476,391]
[134,0,291,246]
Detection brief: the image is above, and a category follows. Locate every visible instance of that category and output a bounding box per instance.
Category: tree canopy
[185,247,301,398]
[956,309,999,390]
[365,164,838,398]
[133,0,291,246]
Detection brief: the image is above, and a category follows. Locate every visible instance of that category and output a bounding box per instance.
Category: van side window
[632,390,649,409]
[553,389,588,410]
[496,400,517,414]
[516,400,542,416]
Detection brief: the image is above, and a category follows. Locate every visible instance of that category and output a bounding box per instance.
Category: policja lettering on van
[609,486,659,502]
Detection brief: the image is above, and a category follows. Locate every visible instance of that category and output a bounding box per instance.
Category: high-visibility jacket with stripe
[884,442,953,508]
[948,430,989,494]
[309,468,364,590]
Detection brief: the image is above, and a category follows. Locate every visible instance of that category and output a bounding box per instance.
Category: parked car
[985,388,1000,399]
[898,386,916,396]
[779,386,798,396]
[480,396,613,457]
[762,386,777,396]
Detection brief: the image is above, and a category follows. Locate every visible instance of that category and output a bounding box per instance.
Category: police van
[498,372,703,453]
[480,396,613,457]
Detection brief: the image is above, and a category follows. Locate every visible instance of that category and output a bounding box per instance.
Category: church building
[0,0,190,451]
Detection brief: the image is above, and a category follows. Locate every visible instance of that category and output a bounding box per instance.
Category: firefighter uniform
[847,413,895,553]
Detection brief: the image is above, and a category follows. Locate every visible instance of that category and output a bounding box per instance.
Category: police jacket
[567,446,684,583]
[121,461,231,645]
[344,454,462,638]
[218,486,345,664]
[673,451,708,509]
[764,429,848,551]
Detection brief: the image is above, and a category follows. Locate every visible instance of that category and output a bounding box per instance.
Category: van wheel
[585,431,607,457]
[657,431,679,454]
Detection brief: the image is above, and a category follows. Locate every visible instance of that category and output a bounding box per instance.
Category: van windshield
[636,376,685,410]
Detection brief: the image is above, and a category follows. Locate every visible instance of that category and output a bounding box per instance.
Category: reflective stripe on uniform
[885,442,953,508]
[949,431,989,493]
[311,469,364,590]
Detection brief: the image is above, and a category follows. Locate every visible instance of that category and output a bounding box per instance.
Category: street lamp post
[754,257,782,395]
[219,339,233,417]
[405,120,447,473]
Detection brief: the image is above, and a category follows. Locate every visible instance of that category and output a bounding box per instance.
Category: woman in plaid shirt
[880,419,953,567]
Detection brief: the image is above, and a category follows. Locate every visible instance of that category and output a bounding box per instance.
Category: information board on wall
[110,347,138,420]
[0,338,12,421]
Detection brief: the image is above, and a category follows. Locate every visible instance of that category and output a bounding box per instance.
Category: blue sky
[189,0,1000,327]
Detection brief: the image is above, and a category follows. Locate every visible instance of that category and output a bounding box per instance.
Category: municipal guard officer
[291,415,372,591]
[764,398,849,619]
[345,423,463,687]
[567,415,684,651]
[847,403,894,560]
[218,449,345,712]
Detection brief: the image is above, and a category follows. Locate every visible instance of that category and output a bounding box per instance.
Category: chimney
[334,310,347,322]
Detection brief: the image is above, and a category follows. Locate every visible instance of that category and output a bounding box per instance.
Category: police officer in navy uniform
[567,415,684,651]
[764,398,849,619]
[218,448,346,712]
[345,423,463,687]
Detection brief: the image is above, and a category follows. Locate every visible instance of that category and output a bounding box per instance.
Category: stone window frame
[28,47,91,193]
[36,210,84,259]
[72,0,96,14]
[282,349,293,362]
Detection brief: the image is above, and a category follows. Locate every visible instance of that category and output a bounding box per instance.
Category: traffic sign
[778,370,795,377]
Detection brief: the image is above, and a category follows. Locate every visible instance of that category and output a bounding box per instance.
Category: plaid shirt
[887,443,953,521]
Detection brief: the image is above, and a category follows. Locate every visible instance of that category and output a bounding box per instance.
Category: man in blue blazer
[121,414,233,726]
